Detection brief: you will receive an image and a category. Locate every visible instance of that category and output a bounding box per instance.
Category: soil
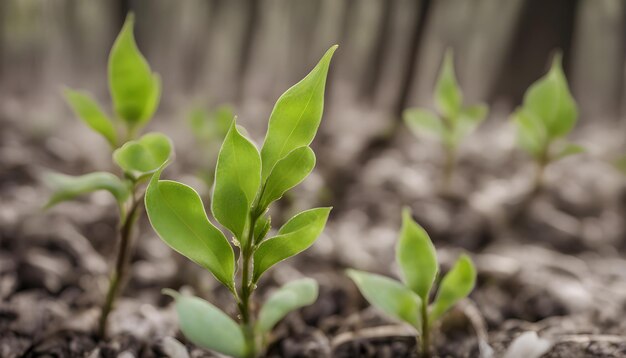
[1,106,626,358]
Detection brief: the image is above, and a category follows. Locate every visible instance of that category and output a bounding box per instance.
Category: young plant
[512,53,583,196]
[44,14,170,337]
[347,209,476,358]
[403,50,488,193]
[145,46,337,358]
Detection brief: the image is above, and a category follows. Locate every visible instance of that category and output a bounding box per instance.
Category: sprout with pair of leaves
[145,46,337,358]
[44,14,171,337]
[348,209,476,358]
[403,50,488,194]
[512,53,583,198]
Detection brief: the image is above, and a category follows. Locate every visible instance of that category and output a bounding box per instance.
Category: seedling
[403,50,488,194]
[145,46,337,358]
[44,14,171,337]
[347,209,476,358]
[512,53,583,197]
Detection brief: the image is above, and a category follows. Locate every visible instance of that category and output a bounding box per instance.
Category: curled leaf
[44,171,129,208]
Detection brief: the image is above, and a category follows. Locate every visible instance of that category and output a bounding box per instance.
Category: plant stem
[238,209,261,358]
[97,191,142,338]
[441,144,457,195]
[420,303,430,358]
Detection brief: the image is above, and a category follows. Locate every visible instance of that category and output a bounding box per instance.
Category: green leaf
[396,208,438,300]
[403,109,444,139]
[109,13,161,127]
[253,215,271,244]
[614,155,626,174]
[347,270,422,329]
[435,49,462,119]
[211,120,261,242]
[429,254,476,322]
[165,291,246,358]
[44,172,129,208]
[256,278,319,334]
[523,53,577,139]
[460,104,488,124]
[554,142,585,160]
[145,168,235,290]
[113,132,172,180]
[63,89,117,147]
[258,146,316,211]
[253,207,331,282]
[260,45,337,182]
[189,105,234,143]
[449,104,488,146]
[513,109,547,159]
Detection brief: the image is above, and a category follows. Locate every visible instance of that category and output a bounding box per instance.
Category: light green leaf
[449,104,488,146]
[63,89,117,147]
[189,105,234,143]
[396,208,438,300]
[165,291,246,358]
[429,254,476,322]
[513,109,546,159]
[253,215,271,244]
[614,155,626,174]
[403,109,444,139]
[253,207,331,282]
[554,142,585,160]
[145,168,235,290]
[211,120,261,242]
[109,13,161,127]
[435,49,462,119]
[460,104,488,124]
[113,132,172,180]
[523,53,577,139]
[260,45,337,182]
[256,278,319,334]
[347,270,422,329]
[44,172,129,208]
[258,146,316,211]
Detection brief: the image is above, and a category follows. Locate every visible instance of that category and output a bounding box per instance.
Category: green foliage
[44,172,129,208]
[113,133,172,181]
[164,290,247,358]
[45,12,168,338]
[512,53,583,167]
[256,278,318,334]
[145,46,336,357]
[404,50,488,150]
[348,209,476,357]
[108,13,161,130]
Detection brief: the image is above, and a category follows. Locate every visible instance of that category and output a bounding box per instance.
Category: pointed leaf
[260,45,337,181]
[113,132,172,180]
[430,254,476,322]
[44,172,129,208]
[513,109,547,159]
[347,270,422,329]
[256,278,318,334]
[403,109,444,139]
[166,291,246,358]
[63,89,117,147]
[523,54,577,139]
[435,49,462,119]
[109,13,161,127]
[253,207,330,282]
[212,120,261,242]
[554,142,584,160]
[259,146,316,211]
[396,208,438,300]
[145,169,235,290]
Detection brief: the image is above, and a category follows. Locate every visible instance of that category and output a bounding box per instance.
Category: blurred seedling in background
[403,50,488,195]
[44,14,171,337]
[145,46,337,358]
[348,208,476,358]
[511,52,583,199]
[187,104,233,193]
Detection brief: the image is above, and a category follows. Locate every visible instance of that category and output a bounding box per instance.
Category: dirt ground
[1,102,626,358]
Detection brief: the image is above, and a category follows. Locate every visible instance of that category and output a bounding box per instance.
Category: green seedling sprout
[512,52,584,198]
[44,14,171,337]
[347,208,476,358]
[403,50,488,194]
[145,46,337,358]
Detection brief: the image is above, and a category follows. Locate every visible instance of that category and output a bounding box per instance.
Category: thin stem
[441,144,457,195]
[238,208,261,358]
[97,190,142,338]
[420,303,430,358]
